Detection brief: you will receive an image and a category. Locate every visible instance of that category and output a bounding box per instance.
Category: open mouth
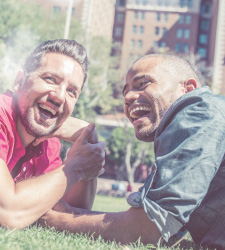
[38,103,58,119]
[129,106,151,121]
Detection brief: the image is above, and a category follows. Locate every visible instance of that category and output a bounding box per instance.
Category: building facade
[113,0,225,94]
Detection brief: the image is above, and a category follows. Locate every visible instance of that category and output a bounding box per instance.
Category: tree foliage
[0,0,81,93]
[106,126,155,183]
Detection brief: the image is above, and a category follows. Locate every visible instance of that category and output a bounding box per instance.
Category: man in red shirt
[0,39,105,228]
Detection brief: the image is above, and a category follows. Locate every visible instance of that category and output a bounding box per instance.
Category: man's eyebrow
[133,74,153,82]
[40,71,63,80]
[41,71,81,91]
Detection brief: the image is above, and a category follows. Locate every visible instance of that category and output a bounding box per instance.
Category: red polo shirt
[0,90,62,182]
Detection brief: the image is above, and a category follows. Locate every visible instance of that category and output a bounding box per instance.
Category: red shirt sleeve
[0,122,10,163]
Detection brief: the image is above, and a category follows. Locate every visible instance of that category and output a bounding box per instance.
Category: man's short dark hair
[23,39,88,84]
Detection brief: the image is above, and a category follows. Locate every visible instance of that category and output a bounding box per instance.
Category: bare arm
[40,206,161,245]
[63,178,97,209]
[33,117,98,145]
[47,117,99,209]
[0,124,105,229]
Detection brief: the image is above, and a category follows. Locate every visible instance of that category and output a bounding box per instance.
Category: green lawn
[92,194,130,212]
[0,195,201,250]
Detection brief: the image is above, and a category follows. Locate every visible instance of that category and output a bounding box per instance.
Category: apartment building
[113,0,225,94]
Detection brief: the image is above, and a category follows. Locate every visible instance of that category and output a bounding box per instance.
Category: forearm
[56,117,89,142]
[63,178,97,209]
[0,160,79,229]
[41,207,161,245]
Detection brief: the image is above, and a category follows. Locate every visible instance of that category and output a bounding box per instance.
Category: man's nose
[49,84,66,105]
[124,90,139,105]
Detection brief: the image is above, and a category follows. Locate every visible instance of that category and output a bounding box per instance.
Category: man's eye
[43,76,56,83]
[67,88,77,97]
[140,81,149,87]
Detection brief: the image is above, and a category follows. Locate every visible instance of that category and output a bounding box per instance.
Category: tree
[73,37,121,120]
[0,0,83,93]
[106,125,155,185]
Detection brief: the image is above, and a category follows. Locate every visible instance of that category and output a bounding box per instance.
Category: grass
[0,195,201,250]
[92,194,130,212]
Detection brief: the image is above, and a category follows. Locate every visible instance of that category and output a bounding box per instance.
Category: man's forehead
[126,57,163,82]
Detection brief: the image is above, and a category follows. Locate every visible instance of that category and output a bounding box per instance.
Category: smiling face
[123,57,187,142]
[14,52,84,139]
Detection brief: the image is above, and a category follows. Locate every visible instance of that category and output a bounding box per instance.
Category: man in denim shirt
[40,54,225,249]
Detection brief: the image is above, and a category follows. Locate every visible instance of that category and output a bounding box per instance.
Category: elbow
[0,210,31,229]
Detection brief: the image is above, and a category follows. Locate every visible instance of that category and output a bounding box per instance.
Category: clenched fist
[63,123,106,182]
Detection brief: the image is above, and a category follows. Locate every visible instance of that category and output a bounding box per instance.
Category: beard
[16,99,60,138]
[134,98,170,142]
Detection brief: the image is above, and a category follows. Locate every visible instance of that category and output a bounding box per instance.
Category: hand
[53,199,72,213]
[38,209,57,228]
[33,117,98,146]
[64,123,106,182]
[52,199,82,215]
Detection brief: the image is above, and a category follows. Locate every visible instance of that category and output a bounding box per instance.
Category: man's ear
[184,79,197,93]
[14,71,26,93]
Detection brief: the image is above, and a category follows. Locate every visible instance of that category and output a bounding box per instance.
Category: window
[53,6,61,14]
[155,27,160,35]
[161,42,166,48]
[201,20,210,30]
[138,40,143,48]
[179,14,184,24]
[163,28,167,36]
[180,0,185,8]
[143,0,148,5]
[117,0,125,6]
[157,12,161,21]
[176,28,183,38]
[183,43,188,52]
[131,39,135,48]
[164,13,168,21]
[175,43,181,52]
[117,13,125,22]
[132,25,137,33]
[134,11,138,19]
[141,11,145,20]
[136,0,140,4]
[198,47,207,58]
[153,41,158,48]
[71,7,75,16]
[199,34,208,44]
[184,29,190,39]
[140,26,144,34]
[187,0,193,8]
[115,27,123,36]
[185,15,191,24]
[201,3,211,14]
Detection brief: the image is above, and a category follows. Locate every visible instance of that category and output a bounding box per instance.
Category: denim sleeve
[127,96,225,242]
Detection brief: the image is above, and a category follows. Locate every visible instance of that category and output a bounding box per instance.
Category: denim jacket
[127,87,225,248]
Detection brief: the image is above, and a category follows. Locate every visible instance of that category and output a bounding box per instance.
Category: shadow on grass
[161,234,202,250]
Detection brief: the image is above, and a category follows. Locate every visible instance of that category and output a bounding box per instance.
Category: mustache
[46,97,61,108]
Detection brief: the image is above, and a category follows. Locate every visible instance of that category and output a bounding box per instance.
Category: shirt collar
[155,86,211,141]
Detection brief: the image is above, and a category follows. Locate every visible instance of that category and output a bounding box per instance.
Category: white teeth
[130,106,151,119]
[39,103,57,116]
